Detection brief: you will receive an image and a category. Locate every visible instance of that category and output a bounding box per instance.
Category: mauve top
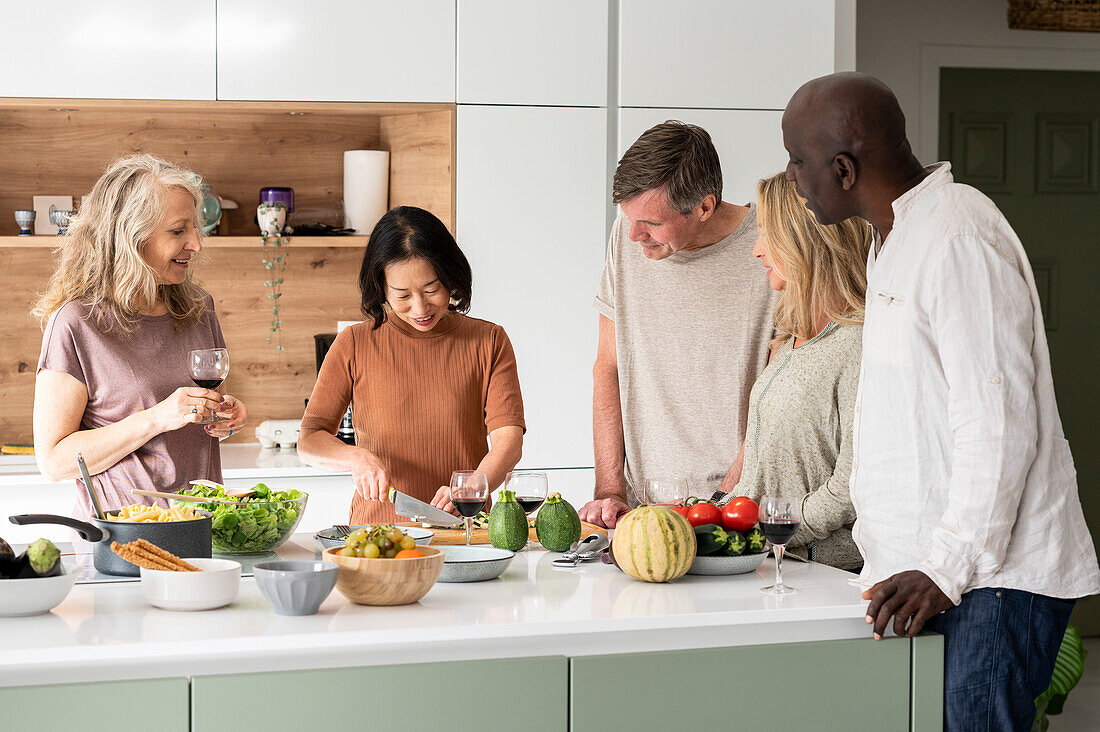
[37,294,226,520]
[301,311,525,525]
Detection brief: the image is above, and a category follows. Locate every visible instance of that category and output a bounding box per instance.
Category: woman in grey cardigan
[720,173,871,571]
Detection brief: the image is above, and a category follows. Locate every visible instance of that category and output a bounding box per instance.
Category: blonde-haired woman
[719,172,870,571]
[33,154,247,519]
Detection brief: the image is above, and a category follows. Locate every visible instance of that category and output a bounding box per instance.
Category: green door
[940,67,1100,634]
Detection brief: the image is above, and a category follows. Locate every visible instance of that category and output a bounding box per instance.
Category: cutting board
[397,521,606,546]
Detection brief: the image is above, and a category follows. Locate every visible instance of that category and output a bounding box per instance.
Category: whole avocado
[535,493,581,552]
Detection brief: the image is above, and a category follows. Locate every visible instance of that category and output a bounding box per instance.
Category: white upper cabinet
[0,1,216,100]
[619,0,842,110]
[457,0,609,106]
[457,106,608,469]
[619,108,788,206]
[217,0,455,102]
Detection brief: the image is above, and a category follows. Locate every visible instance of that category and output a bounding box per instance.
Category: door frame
[918,43,1100,162]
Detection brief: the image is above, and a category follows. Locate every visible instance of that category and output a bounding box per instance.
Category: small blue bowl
[253,560,338,615]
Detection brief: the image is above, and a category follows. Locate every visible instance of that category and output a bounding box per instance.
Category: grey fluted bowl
[253,560,338,615]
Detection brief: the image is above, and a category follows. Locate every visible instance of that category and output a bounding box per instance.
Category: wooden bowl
[322,546,444,606]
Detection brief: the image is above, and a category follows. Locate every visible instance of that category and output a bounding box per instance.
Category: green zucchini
[723,530,747,556]
[745,526,767,554]
[692,524,729,556]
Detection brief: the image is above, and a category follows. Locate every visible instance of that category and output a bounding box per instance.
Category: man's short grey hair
[613,121,723,215]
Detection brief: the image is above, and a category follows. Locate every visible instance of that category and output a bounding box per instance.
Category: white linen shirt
[850,162,1100,605]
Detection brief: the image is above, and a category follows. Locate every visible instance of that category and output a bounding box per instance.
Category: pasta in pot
[109,504,202,523]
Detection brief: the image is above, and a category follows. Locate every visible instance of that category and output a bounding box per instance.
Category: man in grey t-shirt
[579,121,776,528]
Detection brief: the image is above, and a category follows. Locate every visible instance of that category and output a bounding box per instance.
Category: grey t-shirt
[38,296,226,520]
[595,206,775,502]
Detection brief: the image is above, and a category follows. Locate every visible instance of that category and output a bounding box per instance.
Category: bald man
[783,72,1099,730]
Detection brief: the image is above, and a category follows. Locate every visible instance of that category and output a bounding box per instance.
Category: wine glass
[449,471,489,546]
[643,477,689,507]
[759,495,802,595]
[189,348,230,425]
[505,471,548,550]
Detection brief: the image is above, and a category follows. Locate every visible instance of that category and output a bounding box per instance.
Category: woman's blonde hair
[33,153,209,332]
[757,173,870,347]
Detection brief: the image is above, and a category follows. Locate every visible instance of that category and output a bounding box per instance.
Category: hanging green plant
[257,202,290,351]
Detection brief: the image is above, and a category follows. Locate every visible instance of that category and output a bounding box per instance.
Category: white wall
[856,0,1100,161]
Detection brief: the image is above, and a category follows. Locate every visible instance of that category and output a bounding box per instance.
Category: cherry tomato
[686,502,722,527]
[721,496,759,532]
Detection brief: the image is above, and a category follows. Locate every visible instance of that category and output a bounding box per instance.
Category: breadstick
[110,540,201,572]
[130,539,200,571]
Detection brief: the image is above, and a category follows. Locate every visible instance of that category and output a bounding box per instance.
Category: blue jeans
[925,587,1075,731]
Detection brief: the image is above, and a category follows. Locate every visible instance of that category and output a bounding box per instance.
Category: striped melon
[611,506,696,582]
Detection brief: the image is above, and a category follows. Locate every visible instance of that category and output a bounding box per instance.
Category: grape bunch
[339,525,420,559]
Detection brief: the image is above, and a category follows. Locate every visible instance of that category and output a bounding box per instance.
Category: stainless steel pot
[9,513,212,576]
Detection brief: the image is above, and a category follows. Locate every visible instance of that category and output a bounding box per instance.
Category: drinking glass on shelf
[643,477,689,507]
[188,348,230,425]
[505,471,548,549]
[759,495,802,595]
[449,471,489,546]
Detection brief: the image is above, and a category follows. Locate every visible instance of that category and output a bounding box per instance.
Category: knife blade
[389,488,462,528]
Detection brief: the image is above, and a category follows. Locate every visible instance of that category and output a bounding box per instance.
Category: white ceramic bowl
[140,558,241,611]
[0,565,79,617]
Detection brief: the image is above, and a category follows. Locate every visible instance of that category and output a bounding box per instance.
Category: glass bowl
[172,494,308,555]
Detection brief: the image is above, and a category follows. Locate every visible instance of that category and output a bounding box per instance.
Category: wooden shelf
[0,235,369,249]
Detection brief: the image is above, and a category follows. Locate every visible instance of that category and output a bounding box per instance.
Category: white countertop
[0,536,871,688]
[0,444,348,486]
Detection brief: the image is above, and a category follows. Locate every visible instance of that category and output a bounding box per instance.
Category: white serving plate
[0,563,79,617]
[140,557,241,611]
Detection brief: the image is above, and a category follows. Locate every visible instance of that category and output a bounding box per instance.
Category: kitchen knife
[389,488,462,528]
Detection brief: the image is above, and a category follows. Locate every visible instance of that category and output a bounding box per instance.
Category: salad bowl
[173,482,307,555]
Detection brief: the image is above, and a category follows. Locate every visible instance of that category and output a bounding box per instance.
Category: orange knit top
[301,310,526,524]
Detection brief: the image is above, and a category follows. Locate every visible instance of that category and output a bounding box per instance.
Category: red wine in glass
[760,518,800,545]
[759,495,802,595]
[188,348,230,425]
[191,377,225,390]
[505,471,549,550]
[449,471,490,546]
[453,497,486,518]
[516,496,545,513]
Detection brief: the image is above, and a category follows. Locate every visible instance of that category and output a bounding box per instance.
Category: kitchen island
[0,536,942,732]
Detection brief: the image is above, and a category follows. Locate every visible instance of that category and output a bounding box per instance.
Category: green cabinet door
[0,677,189,732]
[191,656,567,732]
[570,638,913,732]
[911,634,945,732]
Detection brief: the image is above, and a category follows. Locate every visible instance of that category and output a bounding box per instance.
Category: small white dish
[140,558,241,611]
[0,564,79,617]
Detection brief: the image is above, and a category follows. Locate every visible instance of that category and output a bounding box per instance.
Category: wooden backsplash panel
[382,109,456,230]
[0,243,366,445]
[0,100,455,236]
